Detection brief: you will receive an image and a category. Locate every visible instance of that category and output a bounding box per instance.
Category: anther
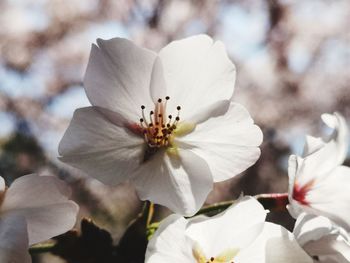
[138,98,183,148]
[210,258,214,262]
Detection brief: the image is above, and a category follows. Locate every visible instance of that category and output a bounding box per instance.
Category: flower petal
[287,155,306,218]
[185,196,266,258]
[321,112,348,166]
[261,223,312,263]
[302,135,325,157]
[306,166,350,231]
[159,34,236,123]
[1,174,78,245]
[233,223,311,262]
[297,142,338,184]
[300,113,348,177]
[0,176,5,192]
[305,240,350,263]
[0,214,31,263]
[293,213,338,246]
[294,213,350,262]
[150,56,167,102]
[178,103,262,182]
[131,148,213,216]
[84,38,156,120]
[146,214,193,263]
[59,107,144,185]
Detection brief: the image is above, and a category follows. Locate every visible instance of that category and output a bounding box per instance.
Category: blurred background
[0,0,349,262]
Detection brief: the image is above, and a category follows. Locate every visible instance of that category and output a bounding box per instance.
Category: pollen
[193,243,238,263]
[139,96,181,148]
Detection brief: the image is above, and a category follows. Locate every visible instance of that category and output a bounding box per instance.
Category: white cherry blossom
[59,35,262,215]
[146,196,312,263]
[0,174,79,263]
[288,112,350,231]
[294,213,350,263]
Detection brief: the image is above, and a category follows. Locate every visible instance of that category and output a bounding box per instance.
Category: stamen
[138,96,183,148]
[140,106,149,128]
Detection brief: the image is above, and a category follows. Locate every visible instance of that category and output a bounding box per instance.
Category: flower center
[292,180,315,205]
[193,243,239,263]
[139,96,181,148]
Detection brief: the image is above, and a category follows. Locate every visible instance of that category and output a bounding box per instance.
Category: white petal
[299,113,349,178]
[302,135,325,157]
[146,214,193,263]
[131,149,213,216]
[298,142,338,183]
[234,223,311,262]
[178,103,262,182]
[159,34,236,123]
[294,213,350,262]
[84,38,156,120]
[185,196,266,258]
[287,155,306,218]
[321,112,349,166]
[1,174,78,245]
[59,107,144,185]
[318,255,349,263]
[188,99,231,125]
[287,155,298,200]
[306,166,350,231]
[261,223,312,263]
[0,214,31,263]
[306,241,350,263]
[0,176,5,192]
[150,57,167,102]
[293,213,336,246]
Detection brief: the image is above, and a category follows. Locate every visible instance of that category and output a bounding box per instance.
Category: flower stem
[28,193,289,254]
[29,242,56,254]
[145,202,155,227]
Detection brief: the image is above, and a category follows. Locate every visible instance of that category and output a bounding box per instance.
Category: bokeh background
[0,0,349,262]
